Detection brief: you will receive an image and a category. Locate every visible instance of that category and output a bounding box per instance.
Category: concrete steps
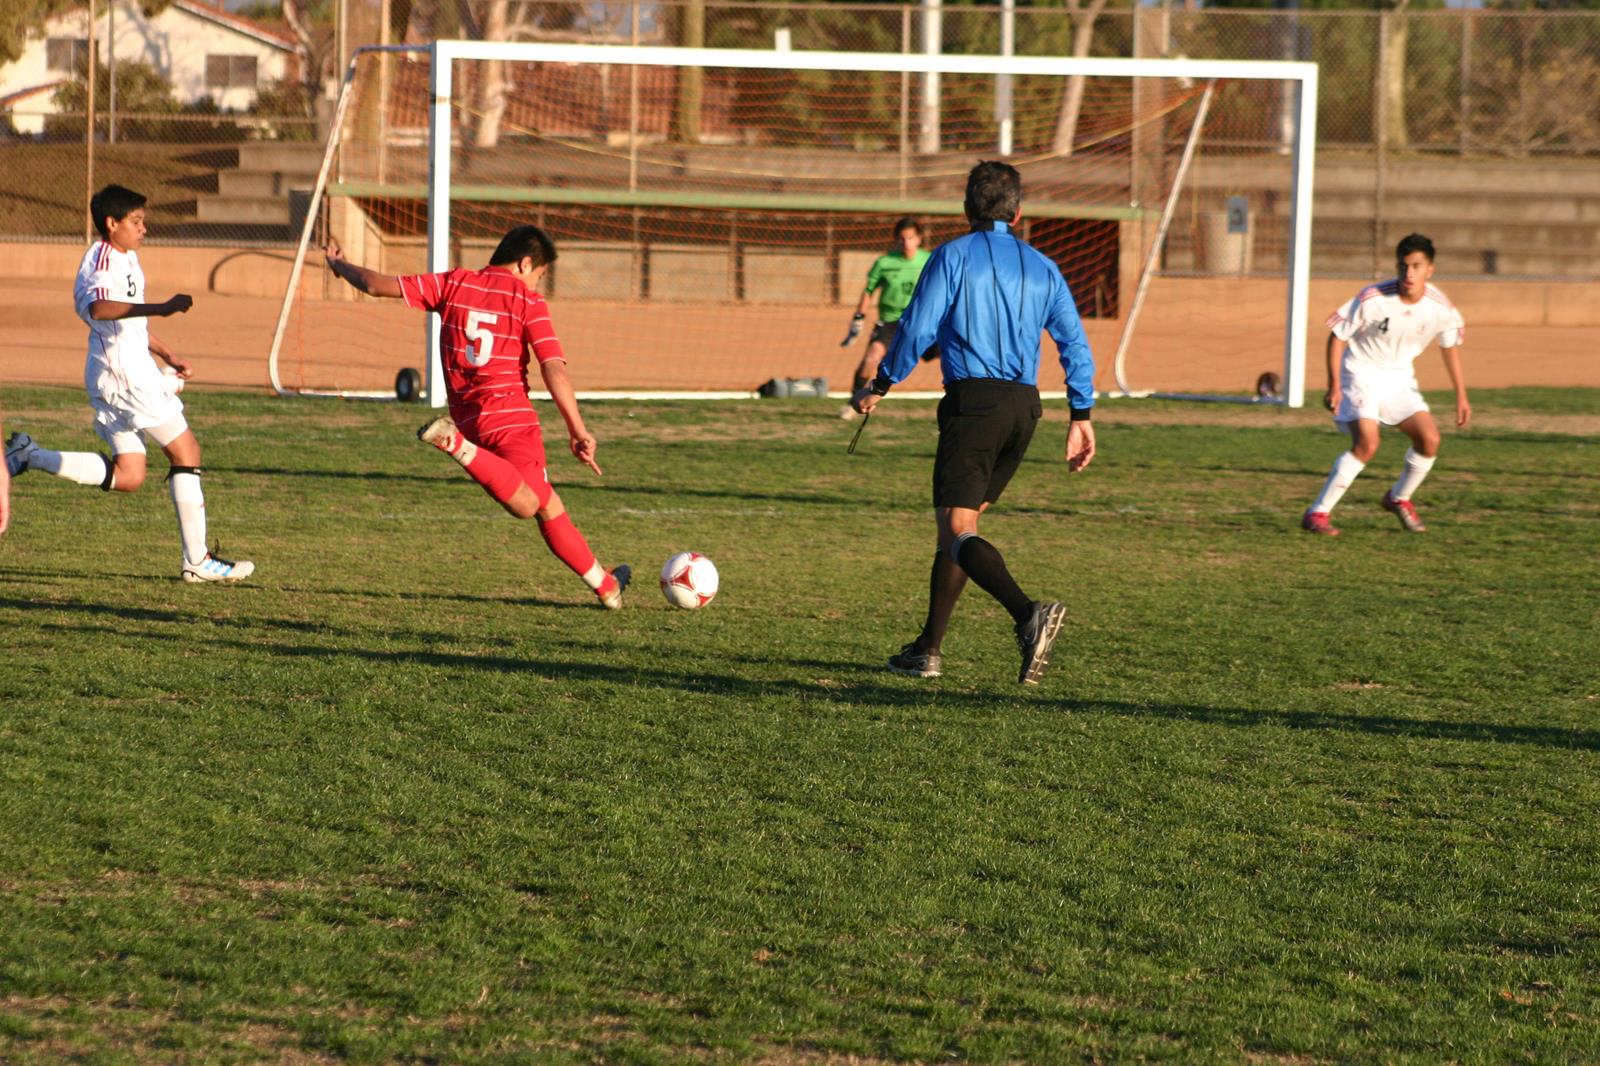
[195,140,322,228]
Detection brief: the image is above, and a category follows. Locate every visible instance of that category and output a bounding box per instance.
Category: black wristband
[852,312,865,321]
[870,378,891,396]
[1069,407,1092,422]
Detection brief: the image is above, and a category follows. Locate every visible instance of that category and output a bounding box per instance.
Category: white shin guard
[1391,447,1436,502]
[1312,451,1366,514]
[34,449,111,488]
[168,468,208,566]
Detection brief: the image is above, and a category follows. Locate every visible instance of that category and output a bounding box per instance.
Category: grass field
[1,384,1597,1063]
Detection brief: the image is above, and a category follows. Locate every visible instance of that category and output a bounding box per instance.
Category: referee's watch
[869,377,891,397]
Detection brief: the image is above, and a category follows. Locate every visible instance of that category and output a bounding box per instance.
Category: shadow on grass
[10,594,1600,753]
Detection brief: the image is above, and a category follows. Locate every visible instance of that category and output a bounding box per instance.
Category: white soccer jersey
[1325,280,1464,374]
[74,240,159,390]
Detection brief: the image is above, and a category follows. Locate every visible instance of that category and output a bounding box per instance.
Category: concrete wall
[6,240,1597,330]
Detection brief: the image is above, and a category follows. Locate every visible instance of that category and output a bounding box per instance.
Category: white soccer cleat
[418,416,461,451]
[598,564,632,610]
[5,431,36,476]
[182,552,256,583]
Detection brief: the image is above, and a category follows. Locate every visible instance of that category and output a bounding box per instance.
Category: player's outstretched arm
[1440,345,1471,427]
[323,241,404,299]
[1323,333,1346,412]
[538,359,602,476]
[89,293,191,321]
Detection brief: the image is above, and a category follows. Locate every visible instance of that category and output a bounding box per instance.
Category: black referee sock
[954,535,1033,626]
[917,548,968,653]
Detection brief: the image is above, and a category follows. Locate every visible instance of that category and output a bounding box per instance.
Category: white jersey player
[3,184,253,581]
[1302,233,1471,536]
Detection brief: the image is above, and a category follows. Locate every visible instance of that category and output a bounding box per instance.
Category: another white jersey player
[3,183,253,581]
[1302,233,1471,536]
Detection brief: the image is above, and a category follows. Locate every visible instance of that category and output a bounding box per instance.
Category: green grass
[0,144,220,238]
[1,385,1597,1063]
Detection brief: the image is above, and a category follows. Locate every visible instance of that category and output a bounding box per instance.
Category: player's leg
[1304,418,1380,535]
[155,421,253,581]
[532,491,629,608]
[1383,410,1441,532]
[418,416,539,517]
[938,383,1061,684]
[485,426,629,608]
[5,430,116,490]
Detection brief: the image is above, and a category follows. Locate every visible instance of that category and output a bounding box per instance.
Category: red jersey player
[324,226,629,607]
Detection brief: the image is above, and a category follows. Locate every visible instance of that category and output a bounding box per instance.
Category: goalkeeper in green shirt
[840,217,932,418]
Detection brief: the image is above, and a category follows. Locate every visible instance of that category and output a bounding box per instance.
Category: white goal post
[269,42,1317,407]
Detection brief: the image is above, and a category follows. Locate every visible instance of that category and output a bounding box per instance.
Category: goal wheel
[395,368,422,403]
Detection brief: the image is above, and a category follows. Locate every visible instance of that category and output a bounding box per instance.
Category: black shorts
[932,379,1043,510]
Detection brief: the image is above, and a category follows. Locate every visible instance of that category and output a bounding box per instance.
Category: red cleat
[1382,492,1427,533]
[1301,510,1340,536]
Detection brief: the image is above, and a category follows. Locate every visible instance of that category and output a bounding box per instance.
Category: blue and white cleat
[182,552,256,583]
[5,432,35,476]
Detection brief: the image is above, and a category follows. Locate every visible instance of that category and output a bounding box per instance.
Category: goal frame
[272,42,1318,407]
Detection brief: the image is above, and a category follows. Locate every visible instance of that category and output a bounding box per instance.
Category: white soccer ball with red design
[660,551,718,609]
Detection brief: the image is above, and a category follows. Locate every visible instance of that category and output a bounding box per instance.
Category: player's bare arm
[1323,333,1346,412]
[148,334,192,377]
[1441,345,1471,427]
[322,241,405,299]
[538,359,602,476]
[89,293,192,321]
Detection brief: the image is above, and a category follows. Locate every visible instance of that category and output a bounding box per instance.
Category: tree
[1051,0,1112,155]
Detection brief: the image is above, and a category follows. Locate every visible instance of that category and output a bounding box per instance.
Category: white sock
[1311,451,1365,514]
[169,470,208,566]
[33,449,110,487]
[1390,447,1436,502]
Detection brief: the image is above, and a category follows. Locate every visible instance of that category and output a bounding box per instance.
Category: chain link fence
[3,4,1597,276]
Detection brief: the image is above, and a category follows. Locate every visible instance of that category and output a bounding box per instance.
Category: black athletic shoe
[887,643,941,678]
[1015,601,1067,685]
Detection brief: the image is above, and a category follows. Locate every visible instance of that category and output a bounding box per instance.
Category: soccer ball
[660,551,718,609]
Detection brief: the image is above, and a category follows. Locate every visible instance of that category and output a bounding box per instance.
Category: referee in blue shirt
[852,161,1096,685]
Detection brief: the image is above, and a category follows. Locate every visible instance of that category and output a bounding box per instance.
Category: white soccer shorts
[91,387,188,456]
[1334,368,1429,427]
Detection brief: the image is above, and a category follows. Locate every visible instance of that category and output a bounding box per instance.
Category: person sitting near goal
[5,184,253,582]
[1303,233,1471,536]
[323,226,630,608]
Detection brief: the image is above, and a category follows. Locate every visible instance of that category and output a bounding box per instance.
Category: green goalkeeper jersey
[864,248,931,324]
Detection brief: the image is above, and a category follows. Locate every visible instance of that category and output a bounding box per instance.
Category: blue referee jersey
[873,220,1096,413]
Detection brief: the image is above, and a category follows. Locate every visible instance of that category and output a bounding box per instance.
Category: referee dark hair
[852,160,1096,685]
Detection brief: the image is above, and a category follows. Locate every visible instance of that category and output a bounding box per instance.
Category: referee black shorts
[932,378,1043,510]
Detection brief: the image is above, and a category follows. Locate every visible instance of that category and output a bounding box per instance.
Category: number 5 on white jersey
[464,310,498,366]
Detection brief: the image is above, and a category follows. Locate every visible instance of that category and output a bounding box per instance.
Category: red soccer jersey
[398,266,566,438]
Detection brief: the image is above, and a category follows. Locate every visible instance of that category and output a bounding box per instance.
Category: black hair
[489,225,557,268]
[1395,233,1435,263]
[90,184,146,240]
[893,216,923,237]
[964,161,1022,223]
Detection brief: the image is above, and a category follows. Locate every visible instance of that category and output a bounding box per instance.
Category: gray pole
[919,0,941,154]
[85,0,96,246]
[997,0,1014,155]
[106,0,115,144]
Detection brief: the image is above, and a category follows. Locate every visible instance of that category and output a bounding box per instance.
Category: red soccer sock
[538,512,610,591]
[453,442,526,507]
